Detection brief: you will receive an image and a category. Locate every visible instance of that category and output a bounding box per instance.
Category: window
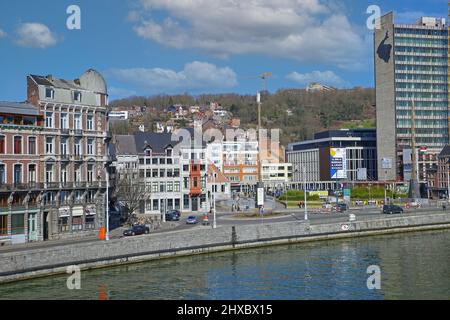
[0,136,5,154]
[87,114,93,130]
[74,165,82,182]
[72,217,83,231]
[46,137,54,154]
[60,113,68,129]
[74,114,82,130]
[45,164,54,183]
[45,88,54,99]
[58,217,70,233]
[11,214,25,235]
[0,164,5,185]
[74,138,81,155]
[85,215,95,229]
[167,182,173,192]
[61,165,68,184]
[183,195,190,209]
[14,136,22,154]
[28,137,36,155]
[73,91,82,102]
[28,164,36,183]
[0,215,7,237]
[87,139,94,155]
[61,138,68,155]
[14,164,22,184]
[87,164,94,183]
[45,112,54,128]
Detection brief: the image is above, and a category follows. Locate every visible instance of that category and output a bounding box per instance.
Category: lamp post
[212,172,217,229]
[303,166,308,221]
[105,165,110,241]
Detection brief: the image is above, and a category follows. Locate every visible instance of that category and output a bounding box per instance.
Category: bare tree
[115,168,151,222]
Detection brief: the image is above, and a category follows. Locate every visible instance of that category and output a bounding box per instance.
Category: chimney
[46,75,53,81]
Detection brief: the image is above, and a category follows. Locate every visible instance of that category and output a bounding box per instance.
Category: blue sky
[0,0,447,101]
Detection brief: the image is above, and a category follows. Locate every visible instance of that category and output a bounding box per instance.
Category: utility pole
[105,167,110,241]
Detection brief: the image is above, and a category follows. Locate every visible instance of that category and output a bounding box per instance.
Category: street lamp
[104,164,110,241]
[303,166,308,221]
[204,172,217,229]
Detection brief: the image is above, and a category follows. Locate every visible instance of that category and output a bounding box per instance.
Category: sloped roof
[133,132,182,154]
[0,101,40,116]
[439,145,450,157]
[114,135,137,155]
[29,69,107,94]
[208,163,230,183]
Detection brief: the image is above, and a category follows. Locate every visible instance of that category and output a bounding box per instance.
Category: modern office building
[286,129,377,190]
[375,13,449,183]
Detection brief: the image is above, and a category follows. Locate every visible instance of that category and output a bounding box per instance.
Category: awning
[72,207,84,217]
[59,207,70,217]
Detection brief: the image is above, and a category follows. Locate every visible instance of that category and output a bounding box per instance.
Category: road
[0,207,445,254]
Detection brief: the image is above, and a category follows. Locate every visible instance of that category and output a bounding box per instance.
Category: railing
[61,154,70,161]
[61,129,70,135]
[72,129,83,136]
[0,183,44,192]
[73,155,83,161]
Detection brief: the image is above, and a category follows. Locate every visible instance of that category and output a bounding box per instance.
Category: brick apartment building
[0,69,110,245]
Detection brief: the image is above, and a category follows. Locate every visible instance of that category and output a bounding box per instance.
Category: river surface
[1,230,450,300]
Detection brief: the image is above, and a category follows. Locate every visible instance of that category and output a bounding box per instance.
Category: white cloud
[108,61,238,94]
[132,0,367,69]
[15,23,58,48]
[109,87,138,99]
[286,70,348,88]
[0,28,6,38]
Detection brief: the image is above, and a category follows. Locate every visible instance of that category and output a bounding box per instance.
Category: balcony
[72,155,83,162]
[61,154,70,161]
[73,181,87,188]
[0,183,44,192]
[60,128,70,136]
[45,182,61,190]
[72,129,83,136]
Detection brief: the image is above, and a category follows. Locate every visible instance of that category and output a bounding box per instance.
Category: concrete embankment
[1,212,450,284]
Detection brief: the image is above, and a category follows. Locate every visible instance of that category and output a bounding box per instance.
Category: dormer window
[45,88,54,99]
[166,148,173,157]
[74,91,82,102]
[145,148,152,157]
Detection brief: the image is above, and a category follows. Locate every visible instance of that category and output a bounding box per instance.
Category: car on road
[123,224,150,237]
[186,216,198,225]
[165,210,181,221]
[202,215,210,226]
[335,203,348,212]
[382,205,404,215]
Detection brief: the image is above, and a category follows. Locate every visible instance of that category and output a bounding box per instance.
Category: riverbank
[1,211,450,284]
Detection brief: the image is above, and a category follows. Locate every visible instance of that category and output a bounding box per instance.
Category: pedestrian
[443,203,446,211]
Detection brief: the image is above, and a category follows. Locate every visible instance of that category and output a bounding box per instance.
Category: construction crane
[242,72,273,93]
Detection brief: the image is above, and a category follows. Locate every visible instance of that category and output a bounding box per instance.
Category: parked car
[382,205,404,215]
[186,216,198,225]
[123,224,150,237]
[165,210,181,221]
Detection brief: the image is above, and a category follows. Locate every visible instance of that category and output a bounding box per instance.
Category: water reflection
[0,230,449,300]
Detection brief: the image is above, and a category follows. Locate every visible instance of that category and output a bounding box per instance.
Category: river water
[1,230,449,300]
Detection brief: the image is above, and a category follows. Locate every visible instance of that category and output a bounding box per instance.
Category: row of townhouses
[0,70,110,244]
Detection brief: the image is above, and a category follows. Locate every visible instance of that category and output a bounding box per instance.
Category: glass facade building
[375,13,449,183]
